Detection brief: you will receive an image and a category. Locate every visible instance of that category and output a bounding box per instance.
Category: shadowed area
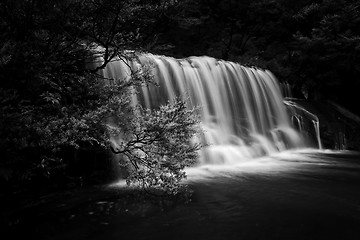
[3,150,360,240]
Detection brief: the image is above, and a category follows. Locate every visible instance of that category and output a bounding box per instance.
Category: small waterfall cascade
[101,54,307,165]
[312,120,323,150]
[284,100,322,150]
[280,82,293,98]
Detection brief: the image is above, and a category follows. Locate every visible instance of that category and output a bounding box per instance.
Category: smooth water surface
[5,150,360,240]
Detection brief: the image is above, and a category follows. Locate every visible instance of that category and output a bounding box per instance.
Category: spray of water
[101,54,309,165]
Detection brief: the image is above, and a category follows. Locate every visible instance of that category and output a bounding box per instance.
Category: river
[5,149,360,240]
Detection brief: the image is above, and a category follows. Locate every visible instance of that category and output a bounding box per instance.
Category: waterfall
[312,120,323,150]
[101,54,306,165]
[280,82,293,98]
[285,100,322,150]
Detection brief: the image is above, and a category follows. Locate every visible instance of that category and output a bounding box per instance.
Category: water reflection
[9,150,360,240]
[103,150,360,240]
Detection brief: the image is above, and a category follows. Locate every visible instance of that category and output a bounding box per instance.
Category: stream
[4,149,360,240]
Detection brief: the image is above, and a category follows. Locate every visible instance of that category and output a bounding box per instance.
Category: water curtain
[101,54,306,165]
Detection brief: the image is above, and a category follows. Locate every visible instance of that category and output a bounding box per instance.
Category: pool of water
[5,149,360,240]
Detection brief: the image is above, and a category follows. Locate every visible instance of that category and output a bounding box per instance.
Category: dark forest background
[0,0,359,191]
[151,0,360,114]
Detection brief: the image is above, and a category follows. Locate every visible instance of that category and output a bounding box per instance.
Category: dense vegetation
[0,0,359,193]
[152,0,360,115]
[0,0,199,195]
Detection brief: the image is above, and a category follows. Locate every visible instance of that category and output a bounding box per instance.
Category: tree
[110,98,200,195]
[0,0,200,195]
[289,0,360,111]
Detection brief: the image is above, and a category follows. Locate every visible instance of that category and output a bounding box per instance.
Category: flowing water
[7,150,360,240]
[100,54,309,165]
[6,55,358,239]
[285,100,323,149]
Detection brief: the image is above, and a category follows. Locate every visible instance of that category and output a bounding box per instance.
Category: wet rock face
[285,98,360,151]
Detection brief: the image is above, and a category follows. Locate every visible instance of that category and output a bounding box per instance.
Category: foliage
[290,0,360,107]
[155,0,360,114]
[110,98,200,195]
[2,0,360,192]
[0,0,200,195]
[157,0,292,60]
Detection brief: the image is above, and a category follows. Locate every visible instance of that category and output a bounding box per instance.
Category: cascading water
[284,100,323,150]
[280,82,293,98]
[101,54,307,165]
[312,120,323,150]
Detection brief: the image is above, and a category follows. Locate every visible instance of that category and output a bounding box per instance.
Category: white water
[101,54,307,165]
[312,120,323,150]
[285,100,322,150]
